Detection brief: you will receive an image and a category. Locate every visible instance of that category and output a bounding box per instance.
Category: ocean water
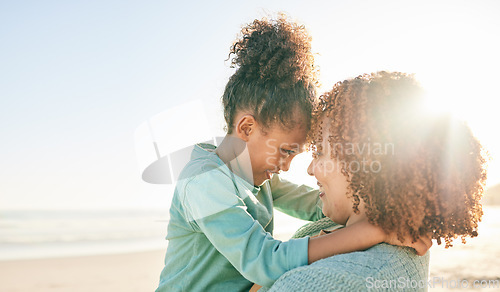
[0,208,306,261]
[0,209,170,260]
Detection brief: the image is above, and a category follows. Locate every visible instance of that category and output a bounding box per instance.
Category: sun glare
[420,78,499,186]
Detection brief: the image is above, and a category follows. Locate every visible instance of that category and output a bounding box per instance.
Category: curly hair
[222,14,318,134]
[310,71,487,248]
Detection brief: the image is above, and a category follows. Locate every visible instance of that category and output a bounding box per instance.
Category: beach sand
[0,250,165,292]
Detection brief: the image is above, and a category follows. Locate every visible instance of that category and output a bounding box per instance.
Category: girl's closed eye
[280,148,296,156]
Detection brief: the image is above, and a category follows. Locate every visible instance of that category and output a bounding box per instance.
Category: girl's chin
[253,175,268,186]
[265,170,273,180]
[254,170,273,185]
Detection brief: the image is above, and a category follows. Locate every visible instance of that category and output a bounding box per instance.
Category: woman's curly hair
[310,71,488,248]
[223,14,318,134]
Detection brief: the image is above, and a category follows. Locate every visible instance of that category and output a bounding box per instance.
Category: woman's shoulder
[264,244,429,292]
[322,243,429,274]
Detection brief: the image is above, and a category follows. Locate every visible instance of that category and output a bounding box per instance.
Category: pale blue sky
[1,0,499,209]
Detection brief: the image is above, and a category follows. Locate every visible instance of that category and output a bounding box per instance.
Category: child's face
[307,122,352,225]
[246,124,307,186]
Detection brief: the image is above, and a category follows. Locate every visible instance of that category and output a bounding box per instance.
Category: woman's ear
[235,115,256,142]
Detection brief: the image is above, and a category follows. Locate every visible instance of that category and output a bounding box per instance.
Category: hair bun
[229,14,317,87]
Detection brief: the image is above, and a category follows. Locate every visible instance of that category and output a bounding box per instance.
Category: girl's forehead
[265,124,307,143]
[270,135,306,150]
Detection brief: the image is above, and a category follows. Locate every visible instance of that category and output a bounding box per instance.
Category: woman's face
[307,121,353,225]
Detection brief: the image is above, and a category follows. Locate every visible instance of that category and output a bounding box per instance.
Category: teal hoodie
[156,143,323,292]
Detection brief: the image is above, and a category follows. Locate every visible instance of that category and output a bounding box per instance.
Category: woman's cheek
[316,161,326,180]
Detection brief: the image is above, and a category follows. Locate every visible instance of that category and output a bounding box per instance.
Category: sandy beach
[0,250,165,292]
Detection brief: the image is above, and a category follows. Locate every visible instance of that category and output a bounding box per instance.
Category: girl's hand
[385,233,433,256]
[249,284,262,292]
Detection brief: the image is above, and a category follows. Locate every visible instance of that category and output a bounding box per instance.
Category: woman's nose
[307,160,314,176]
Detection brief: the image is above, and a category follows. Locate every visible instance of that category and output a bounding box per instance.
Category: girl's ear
[235,115,256,142]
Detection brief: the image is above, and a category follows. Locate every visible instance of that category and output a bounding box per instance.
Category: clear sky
[1,0,499,210]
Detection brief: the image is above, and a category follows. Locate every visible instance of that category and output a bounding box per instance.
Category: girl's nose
[280,156,293,172]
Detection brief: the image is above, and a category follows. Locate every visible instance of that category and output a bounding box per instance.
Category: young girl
[261,71,487,291]
[156,18,429,292]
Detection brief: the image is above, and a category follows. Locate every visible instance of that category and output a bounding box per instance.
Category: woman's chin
[325,212,346,226]
[322,208,333,221]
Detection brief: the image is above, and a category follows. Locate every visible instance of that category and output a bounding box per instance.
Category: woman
[260,71,487,291]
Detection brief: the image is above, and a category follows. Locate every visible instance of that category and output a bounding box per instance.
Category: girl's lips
[265,170,272,180]
[265,170,281,180]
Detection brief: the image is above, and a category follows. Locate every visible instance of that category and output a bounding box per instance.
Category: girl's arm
[308,219,382,263]
[270,175,432,261]
[250,221,431,291]
[183,170,430,287]
[270,174,324,221]
[307,219,431,263]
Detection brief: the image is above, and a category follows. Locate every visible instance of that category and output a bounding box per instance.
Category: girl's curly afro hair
[222,14,318,134]
[310,71,488,248]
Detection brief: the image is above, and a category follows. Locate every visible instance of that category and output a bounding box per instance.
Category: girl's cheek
[265,156,279,167]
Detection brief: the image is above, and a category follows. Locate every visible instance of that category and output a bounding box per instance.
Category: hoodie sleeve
[179,169,309,287]
[270,174,324,221]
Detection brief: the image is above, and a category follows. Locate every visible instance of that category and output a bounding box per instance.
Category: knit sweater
[261,219,430,291]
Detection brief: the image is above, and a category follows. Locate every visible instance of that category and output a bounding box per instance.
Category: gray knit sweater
[261,219,430,291]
